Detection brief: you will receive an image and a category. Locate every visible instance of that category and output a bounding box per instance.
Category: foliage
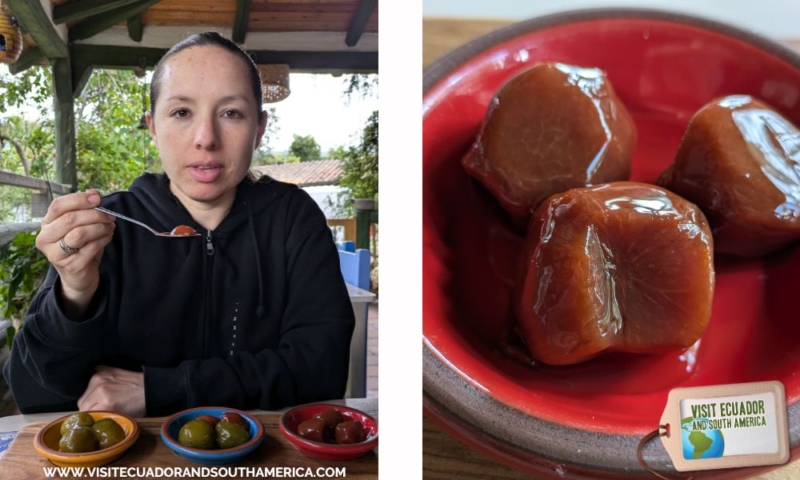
[0,230,48,351]
[289,134,321,161]
[327,110,378,217]
[0,67,52,116]
[325,74,379,217]
[343,74,378,102]
[252,149,300,166]
[0,68,159,196]
[340,110,378,200]
[327,145,347,160]
[0,117,56,222]
[261,107,280,152]
[74,70,161,191]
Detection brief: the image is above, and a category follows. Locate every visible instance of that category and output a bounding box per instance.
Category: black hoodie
[3,173,355,415]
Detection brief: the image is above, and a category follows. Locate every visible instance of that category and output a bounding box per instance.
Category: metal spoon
[94,207,200,237]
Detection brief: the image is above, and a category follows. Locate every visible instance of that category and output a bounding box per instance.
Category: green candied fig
[178,419,215,449]
[60,412,95,436]
[91,418,126,450]
[59,426,99,453]
[215,421,250,449]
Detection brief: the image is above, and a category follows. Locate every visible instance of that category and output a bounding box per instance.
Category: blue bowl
[160,407,264,465]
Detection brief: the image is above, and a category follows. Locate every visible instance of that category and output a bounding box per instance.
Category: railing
[0,170,72,250]
[0,171,72,196]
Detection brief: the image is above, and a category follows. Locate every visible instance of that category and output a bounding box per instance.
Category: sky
[267,73,378,154]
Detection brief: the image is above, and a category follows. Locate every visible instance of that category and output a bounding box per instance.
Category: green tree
[326,74,378,217]
[261,107,280,152]
[341,111,378,200]
[327,145,347,160]
[289,134,321,161]
[327,110,378,218]
[252,148,300,166]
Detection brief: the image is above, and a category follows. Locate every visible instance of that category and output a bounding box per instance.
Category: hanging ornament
[258,64,291,103]
[0,3,22,64]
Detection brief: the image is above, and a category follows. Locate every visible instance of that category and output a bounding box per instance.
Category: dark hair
[150,31,264,120]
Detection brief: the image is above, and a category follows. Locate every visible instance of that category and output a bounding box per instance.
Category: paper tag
[659,381,789,471]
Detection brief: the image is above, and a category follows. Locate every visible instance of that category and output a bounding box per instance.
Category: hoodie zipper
[206,230,215,256]
[202,230,215,357]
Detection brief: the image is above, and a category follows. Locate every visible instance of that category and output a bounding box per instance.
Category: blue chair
[338,248,370,291]
[336,240,356,253]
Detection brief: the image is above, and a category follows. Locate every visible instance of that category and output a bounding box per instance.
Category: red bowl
[279,403,378,461]
[423,8,800,479]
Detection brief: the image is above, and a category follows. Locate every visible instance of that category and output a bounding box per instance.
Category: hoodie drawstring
[247,202,266,319]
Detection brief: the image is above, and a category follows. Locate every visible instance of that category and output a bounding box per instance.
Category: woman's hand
[36,189,115,318]
[78,366,146,418]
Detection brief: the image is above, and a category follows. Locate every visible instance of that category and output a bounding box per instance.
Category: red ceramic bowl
[279,403,378,461]
[423,8,800,479]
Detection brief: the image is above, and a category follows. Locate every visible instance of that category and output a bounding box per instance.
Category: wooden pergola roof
[9,0,378,75]
[1,0,377,190]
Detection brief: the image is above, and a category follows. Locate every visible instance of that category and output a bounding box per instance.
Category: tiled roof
[252,159,343,187]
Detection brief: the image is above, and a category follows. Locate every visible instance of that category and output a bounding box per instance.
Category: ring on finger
[59,238,80,256]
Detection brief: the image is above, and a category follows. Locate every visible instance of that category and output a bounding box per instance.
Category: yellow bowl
[33,411,140,468]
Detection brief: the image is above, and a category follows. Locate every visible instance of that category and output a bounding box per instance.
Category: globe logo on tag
[681,417,725,459]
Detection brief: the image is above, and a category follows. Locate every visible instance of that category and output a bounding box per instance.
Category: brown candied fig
[335,421,366,444]
[220,412,248,430]
[314,408,343,430]
[516,182,714,365]
[297,418,327,443]
[658,95,800,257]
[463,62,636,222]
[195,414,220,428]
[170,225,197,236]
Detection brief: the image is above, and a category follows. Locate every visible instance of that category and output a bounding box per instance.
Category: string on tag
[637,424,694,480]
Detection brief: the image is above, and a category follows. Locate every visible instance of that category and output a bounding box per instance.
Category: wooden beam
[127,14,143,43]
[250,50,378,72]
[345,0,376,47]
[70,44,166,70]
[53,0,144,25]
[69,0,163,42]
[75,26,379,52]
[72,64,94,98]
[232,0,252,44]
[3,0,68,58]
[0,171,72,195]
[51,59,77,189]
[8,48,44,75]
[70,45,378,72]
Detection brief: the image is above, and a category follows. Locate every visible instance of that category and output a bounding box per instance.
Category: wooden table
[0,398,377,479]
[422,17,800,480]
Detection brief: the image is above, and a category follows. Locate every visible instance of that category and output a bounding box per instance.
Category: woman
[3,32,355,417]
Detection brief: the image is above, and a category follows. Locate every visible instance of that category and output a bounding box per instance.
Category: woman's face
[147,45,266,210]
